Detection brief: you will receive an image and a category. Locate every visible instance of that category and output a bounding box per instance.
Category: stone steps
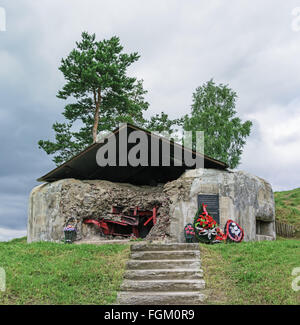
[130,250,200,260]
[131,243,199,252]
[126,259,201,270]
[117,291,206,305]
[117,242,206,305]
[121,279,206,292]
[124,268,203,280]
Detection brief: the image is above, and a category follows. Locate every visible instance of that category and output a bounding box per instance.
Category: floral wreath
[189,203,243,244]
[193,204,223,243]
[224,219,244,243]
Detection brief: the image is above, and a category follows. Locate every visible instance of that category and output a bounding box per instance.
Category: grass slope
[0,238,129,305]
[275,188,300,232]
[201,239,300,305]
[1,186,300,305]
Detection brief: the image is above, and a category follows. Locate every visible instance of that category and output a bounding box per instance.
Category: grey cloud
[273,132,300,146]
[0,227,26,242]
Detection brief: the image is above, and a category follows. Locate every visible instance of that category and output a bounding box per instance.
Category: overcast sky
[0,0,300,241]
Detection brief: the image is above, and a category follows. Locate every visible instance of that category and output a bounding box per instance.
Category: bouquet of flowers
[184,223,195,243]
[214,227,227,243]
[64,225,77,232]
[64,224,77,243]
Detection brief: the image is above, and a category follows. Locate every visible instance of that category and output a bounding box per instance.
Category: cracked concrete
[27,168,276,243]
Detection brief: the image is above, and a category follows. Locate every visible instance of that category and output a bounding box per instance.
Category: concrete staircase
[117,243,206,305]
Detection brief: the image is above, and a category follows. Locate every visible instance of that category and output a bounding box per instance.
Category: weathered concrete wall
[28,181,66,242]
[27,169,276,243]
[166,169,276,242]
[27,179,170,243]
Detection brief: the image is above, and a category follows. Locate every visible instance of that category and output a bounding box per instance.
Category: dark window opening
[256,219,273,236]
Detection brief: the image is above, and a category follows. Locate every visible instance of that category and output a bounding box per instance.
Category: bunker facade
[28,124,276,243]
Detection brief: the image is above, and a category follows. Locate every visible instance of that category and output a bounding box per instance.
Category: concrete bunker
[28,124,276,243]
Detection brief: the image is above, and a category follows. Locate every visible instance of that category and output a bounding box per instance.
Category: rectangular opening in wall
[256,219,273,236]
[198,194,220,224]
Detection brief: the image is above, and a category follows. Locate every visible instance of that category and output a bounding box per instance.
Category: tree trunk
[92,89,101,143]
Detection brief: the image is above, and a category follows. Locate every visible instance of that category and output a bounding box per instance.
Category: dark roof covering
[38,123,228,185]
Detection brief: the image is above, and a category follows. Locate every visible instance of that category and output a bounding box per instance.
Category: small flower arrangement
[64,225,77,232]
[184,223,195,243]
[184,224,195,236]
[64,224,77,243]
[214,227,227,243]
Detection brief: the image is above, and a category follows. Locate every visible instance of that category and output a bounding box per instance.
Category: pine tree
[38,32,149,165]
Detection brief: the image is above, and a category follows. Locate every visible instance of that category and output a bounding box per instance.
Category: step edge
[117,291,207,296]
[124,268,203,272]
[127,259,201,263]
[131,250,200,253]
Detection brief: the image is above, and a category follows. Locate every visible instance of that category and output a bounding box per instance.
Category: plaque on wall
[197,194,220,225]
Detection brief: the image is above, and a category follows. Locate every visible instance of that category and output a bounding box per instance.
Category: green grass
[1,237,300,305]
[2,185,300,306]
[200,239,300,305]
[274,188,300,232]
[0,237,130,305]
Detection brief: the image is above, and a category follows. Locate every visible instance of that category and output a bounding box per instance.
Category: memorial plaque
[197,194,220,224]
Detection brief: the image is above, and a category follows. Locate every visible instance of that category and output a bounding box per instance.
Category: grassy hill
[0,190,300,305]
[0,238,129,305]
[274,188,300,232]
[200,190,300,305]
[0,237,299,305]
[201,239,300,305]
